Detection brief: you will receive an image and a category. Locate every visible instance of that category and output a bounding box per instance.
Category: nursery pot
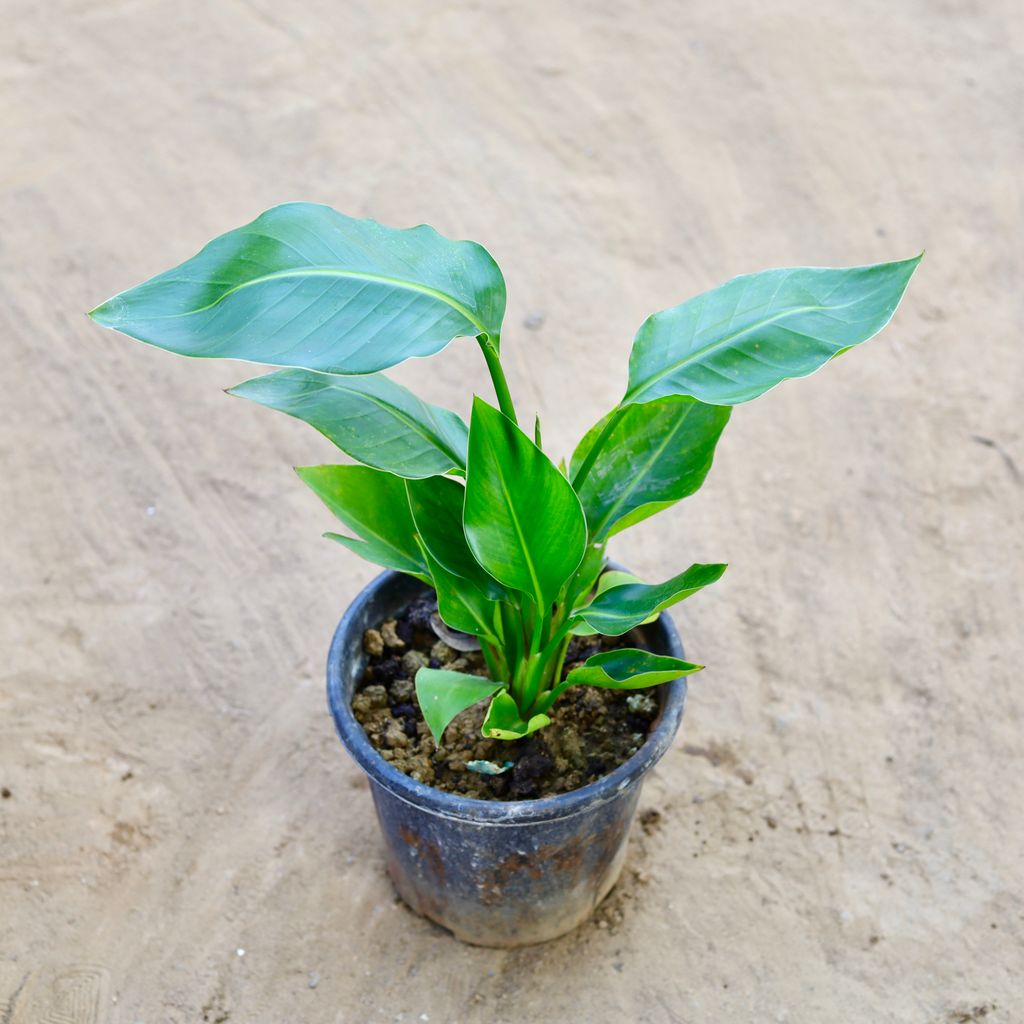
[326,569,688,948]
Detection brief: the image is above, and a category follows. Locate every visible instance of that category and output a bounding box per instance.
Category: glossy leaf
[481,690,551,740]
[296,464,426,577]
[229,369,468,478]
[417,541,498,641]
[624,256,921,407]
[571,570,657,636]
[90,202,505,374]
[566,648,704,689]
[464,397,586,608]
[414,668,504,745]
[574,562,727,636]
[572,396,731,539]
[406,476,503,599]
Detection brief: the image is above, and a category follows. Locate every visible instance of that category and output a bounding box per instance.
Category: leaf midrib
[310,379,466,469]
[98,267,488,334]
[491,446,545,608]
[589,406,693,538]
[625,302,828,403]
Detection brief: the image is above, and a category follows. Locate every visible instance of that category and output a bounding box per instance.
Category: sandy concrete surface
[1,1,1022,1021]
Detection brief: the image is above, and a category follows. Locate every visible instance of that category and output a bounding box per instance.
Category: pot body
[327,570,688,947]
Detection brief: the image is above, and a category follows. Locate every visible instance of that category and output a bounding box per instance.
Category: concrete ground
[1,1,1021,1021]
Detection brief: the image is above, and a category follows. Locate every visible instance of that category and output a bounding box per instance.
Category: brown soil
[351,592,659,800]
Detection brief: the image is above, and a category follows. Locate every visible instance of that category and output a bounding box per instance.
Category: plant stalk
[477,335,518,424]
[570,404,626,490]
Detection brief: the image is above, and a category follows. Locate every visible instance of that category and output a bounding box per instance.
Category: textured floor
[1,1,1021,1021]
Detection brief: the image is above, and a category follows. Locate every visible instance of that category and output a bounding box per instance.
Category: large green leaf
[405,476,503,599]
[624,256,921,407]
[481,691,551,740]
[296,464,427,577]
[415,668,504,745]
[228,369,468,478]
[90,203,506,374]
[573,563,727,635]
[566,648,704,689]
[464,398,586,609]
[571,396,731,539]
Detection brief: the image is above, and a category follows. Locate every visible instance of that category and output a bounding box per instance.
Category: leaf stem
[477,335,519,425]
[570,405,625,491]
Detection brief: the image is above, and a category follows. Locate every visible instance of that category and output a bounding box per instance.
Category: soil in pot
[351,591,659,801]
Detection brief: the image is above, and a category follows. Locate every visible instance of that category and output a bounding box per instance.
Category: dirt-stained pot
[326,569,688,947]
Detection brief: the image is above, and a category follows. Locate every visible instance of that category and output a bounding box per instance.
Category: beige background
[2,1,1022,1022]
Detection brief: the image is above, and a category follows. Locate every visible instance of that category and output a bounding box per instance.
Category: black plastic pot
[326,569,688,947]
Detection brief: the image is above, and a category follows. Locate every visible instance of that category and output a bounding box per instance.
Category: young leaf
[624,256,921,407]
[90,202,506,375]
[415,668,504,745]
[481,690,551,740]
[406,476,504,599]
[571,396,731,539]
[416,540,499,641]
[229,369,468,479]
[464,397,587,609]
[574,563,727,636]
[297,464,427,577]
[565,648,704,689]
[571,570,657,636]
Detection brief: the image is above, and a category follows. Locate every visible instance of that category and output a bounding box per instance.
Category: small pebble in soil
[380,620,404,649]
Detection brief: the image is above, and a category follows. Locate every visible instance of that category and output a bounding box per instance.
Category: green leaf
[624,255,921,407]
[296,464,427,577]
[90,202,506,375]
[571,571,657,636]
[464,397,587,609]
[566,648,704,689]
[571,397,731,539]
[574,562,727,636]
[228,369,468,479]
[405,476,503,599]
[481,690,551,740]
[570,545,609,606]
[416,540,498,641]
[415,668,504,745]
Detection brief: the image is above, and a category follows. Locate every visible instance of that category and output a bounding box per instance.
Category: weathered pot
[326,569,688,947]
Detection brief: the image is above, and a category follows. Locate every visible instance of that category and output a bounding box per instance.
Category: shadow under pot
[326,568,688,948]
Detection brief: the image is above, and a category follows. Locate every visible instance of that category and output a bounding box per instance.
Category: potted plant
[89,203,919,946]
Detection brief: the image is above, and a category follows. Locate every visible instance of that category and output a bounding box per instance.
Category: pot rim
[327,569,688,825]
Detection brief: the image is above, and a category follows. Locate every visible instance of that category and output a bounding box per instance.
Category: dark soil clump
[352,592,660,800]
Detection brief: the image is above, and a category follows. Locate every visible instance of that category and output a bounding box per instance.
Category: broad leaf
[464,397,586,609]
[482,690,551,740]
[229,369,468,478]
[406,476,503,599]
[566,648,704,689]
[571,396,731,539]
[624,256,921,407]
[90,202,506,374]
[296,464,427,577]
[573,562,727,636]
[571,571,657,636]
[415,668,504,745]
[416,541,498,641]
